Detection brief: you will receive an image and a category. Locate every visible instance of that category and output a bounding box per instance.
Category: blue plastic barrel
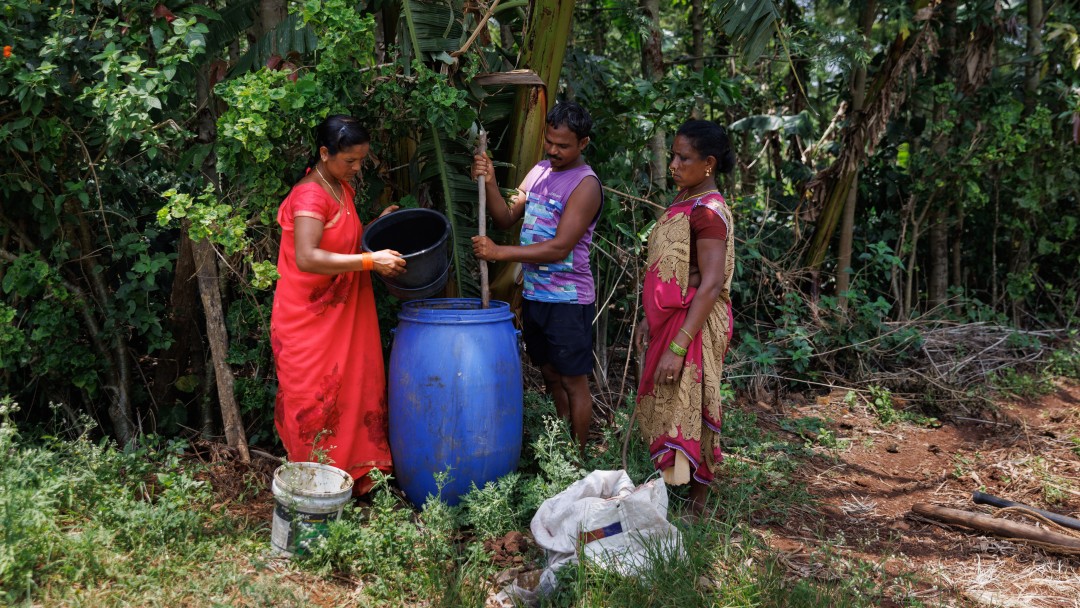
[388,298,523,506]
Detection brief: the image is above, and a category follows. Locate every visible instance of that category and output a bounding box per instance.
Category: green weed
[993,367,1055,398]
[1048,336,1080,379]
[460,472,527,540]
[0,402,221,605]
[780,416,849,451]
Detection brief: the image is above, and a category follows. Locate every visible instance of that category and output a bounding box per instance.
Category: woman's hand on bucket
[378,204,400,218]
[372,250,406,277]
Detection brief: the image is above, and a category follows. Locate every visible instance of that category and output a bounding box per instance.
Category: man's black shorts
[521,300,594,377]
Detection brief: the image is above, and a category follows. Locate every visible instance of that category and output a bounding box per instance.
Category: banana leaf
[228,13,319,77]
[397,0,519,297]
[709,0,782,64]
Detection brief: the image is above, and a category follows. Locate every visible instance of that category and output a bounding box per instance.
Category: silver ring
[666,375,674,380]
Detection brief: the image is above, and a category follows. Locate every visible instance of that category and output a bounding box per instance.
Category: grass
[0,393,935,607]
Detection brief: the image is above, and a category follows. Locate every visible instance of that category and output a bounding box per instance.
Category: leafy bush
[459,472,527,540]
[303,470,489,605]
[0,401,214,604]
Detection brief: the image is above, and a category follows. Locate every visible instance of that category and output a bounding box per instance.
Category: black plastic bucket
[362,208,451,300]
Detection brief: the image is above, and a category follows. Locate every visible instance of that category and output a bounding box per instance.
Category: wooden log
[911,503,1080,550]
[973,491,1080,532]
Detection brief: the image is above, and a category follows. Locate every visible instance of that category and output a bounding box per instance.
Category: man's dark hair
[675,120,736,174]
[316,114,370,156]
[546,101,592,141]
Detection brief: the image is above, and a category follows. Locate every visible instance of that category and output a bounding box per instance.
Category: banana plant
[397,0,522,298]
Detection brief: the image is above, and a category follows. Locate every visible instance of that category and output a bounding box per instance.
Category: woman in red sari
[635,120,736,518]
[271,115,406,496]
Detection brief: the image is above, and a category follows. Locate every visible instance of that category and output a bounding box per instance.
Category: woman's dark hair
[315,114,370,156]
[675,120,736,174]
[546,101,593,141]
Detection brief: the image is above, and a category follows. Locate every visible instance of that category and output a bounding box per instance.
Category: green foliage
[0,304,26,369]
[1048,337,1080,379]
[0,0,219,431]
[303,469,490,605]
[0,406,214,604]
[842,387,940,428]
[459,472,527,540]
[709,0,782,63]
[298,0,377,78]
[514,395,588,516]
[993,367,1055,399]
[780,415,847,451]
[0,254,103,394]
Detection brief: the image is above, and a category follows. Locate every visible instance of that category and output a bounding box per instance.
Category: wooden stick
[451,0,502,58]
[911,503,1080,550]
[476,130,489,309]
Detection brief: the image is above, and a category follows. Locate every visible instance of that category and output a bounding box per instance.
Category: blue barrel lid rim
[398,298,514,324]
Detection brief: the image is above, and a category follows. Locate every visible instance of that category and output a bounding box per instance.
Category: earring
[706,168,712,176]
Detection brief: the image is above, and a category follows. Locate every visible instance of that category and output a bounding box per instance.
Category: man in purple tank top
[471,101,604,456]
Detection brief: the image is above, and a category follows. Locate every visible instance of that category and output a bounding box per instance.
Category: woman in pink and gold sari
[635,120,736,518]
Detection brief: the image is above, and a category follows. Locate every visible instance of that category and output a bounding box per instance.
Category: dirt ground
[759,380,1080,608]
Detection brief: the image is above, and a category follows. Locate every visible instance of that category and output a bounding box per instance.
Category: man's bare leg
[541,364,591,456]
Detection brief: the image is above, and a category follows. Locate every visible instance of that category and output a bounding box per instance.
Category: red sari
[271,181,392,494]
[637,191,734,484]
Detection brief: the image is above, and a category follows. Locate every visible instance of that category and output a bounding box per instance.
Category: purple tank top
[519,160,602,304]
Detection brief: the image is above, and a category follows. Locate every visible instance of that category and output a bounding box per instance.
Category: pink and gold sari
[637,192,734,484]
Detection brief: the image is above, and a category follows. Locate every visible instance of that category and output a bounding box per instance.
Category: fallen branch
[911,503,1080,553]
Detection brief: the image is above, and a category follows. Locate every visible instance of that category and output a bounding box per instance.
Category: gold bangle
[361,253,374,272]
[668,341,688,357]
[679,328,694,342]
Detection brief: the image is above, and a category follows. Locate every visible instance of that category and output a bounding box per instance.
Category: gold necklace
[678,188,719,203]
[314,165,343,205]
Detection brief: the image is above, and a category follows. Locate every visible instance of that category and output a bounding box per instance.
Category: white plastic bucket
[270,462,354,557]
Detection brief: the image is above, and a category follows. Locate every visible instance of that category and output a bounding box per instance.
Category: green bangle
[668,341,688,357]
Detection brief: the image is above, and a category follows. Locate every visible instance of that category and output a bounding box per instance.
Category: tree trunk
[927,205,949,309]
[150,234,203,419]
[991,178,1000,309]
[66,199,137,444]
[640,0,666,189]
[193,47,250,461]
[192,238,248,460]
[257,0,287,39]
[803,14,937,269]
[1009,0,1044,324]
[836,0,875,309]
[1023,0,1043,114]
[690,0,705,118]
[927,0,957,310]
[784,0,809,116]
[950,202,964,289]
[691,0,704,73]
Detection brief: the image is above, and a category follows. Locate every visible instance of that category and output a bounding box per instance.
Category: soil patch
[761,380,1080,607]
